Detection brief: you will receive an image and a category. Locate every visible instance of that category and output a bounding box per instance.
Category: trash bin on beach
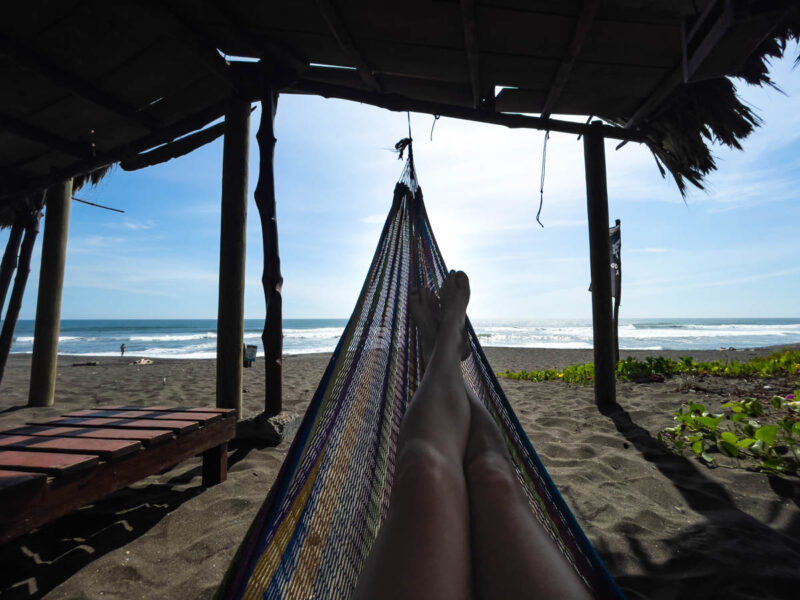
[244,344,257,368]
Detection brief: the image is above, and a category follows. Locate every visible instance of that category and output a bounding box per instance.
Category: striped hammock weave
[217,155,623,599]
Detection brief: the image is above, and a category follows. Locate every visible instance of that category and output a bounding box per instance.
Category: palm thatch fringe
[0,165,111,229]
[627,17,799,195]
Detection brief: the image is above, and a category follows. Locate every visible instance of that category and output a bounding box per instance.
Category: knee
[394,440,454,489]
[466,453,521,499]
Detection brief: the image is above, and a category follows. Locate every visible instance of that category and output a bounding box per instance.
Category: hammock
[217,150,623,600]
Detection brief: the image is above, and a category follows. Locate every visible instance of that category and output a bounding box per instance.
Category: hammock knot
[395,137,412,160]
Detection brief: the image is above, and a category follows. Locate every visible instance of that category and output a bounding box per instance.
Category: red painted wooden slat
[37,417,199,434]
[0,451,98,476]
[63,409,221,423]
[0,434,141,459]
[103,405,234,414]
[4,426,172,446]
[0,469,47,495]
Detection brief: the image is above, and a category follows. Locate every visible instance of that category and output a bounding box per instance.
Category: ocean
[6,318,800,359]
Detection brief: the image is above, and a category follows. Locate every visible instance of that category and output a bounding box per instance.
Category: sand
[1,346,798,599]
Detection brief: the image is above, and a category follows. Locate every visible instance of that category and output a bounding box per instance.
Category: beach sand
[1,346,798,599]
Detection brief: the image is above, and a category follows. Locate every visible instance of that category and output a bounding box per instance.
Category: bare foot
[438,271,472,360]
[409,286,439,364]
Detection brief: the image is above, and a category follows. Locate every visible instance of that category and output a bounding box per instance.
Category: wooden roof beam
[0,38,163,132]
[460,0,485,109]
[207,1,309,75]
[625,0,734,130]
[541,0,599,119]
[0,101,227,200]
[137,0,233,89]
[287,78,646,143]
[315,0,383,92]
[0,112,90,158]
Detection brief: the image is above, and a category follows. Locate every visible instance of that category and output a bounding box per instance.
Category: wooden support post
[583,123,616,407]
[0,221,24,311]
[216,96,250,418]
[202,442,229,486]
[29,180,72,407]
[255,74,283,416]
[0,199,43,384]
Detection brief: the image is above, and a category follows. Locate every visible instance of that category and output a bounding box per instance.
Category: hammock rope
[217,150,623,600]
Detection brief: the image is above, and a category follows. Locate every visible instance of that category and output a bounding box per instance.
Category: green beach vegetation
[658,394,800,475]
[497,348,800,386]
[497,349,800,475]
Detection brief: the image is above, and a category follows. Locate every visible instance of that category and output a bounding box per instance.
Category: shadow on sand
[0,440,268,599]
[596,401,800,600]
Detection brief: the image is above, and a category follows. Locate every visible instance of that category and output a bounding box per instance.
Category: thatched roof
[0,1,798,226]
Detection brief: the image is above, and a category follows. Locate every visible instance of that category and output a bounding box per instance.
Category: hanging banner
[609,220,621,302]
[587,220,621,299]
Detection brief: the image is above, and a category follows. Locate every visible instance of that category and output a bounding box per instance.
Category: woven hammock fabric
[217,156,623,600]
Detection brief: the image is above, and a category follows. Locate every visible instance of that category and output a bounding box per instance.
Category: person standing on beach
[120,343,126,356]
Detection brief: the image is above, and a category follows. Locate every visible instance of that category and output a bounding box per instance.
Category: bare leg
[464,392,593,599]
[354,272,473,600]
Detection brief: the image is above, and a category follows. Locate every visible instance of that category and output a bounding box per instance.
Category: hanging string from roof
[430,114,440,141]
[536,130,549,227]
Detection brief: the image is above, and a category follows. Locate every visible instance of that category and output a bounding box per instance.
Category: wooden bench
[0,405,236,544]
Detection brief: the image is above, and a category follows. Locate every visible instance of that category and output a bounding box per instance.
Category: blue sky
[3,44,799,320]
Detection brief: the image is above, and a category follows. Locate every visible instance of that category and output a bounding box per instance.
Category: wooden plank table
[0,406,236,544]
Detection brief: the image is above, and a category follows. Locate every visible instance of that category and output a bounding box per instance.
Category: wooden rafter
[625,0,732,130]
[0,112,89,158]
[288,78,646,142]
[0,101,228,200]
[541,0,599,119]
[683,0,735,82]
[315,0,382,92]
[460,0,483,109]
[0,38,163,132]
[209,0,309,75]
[120,119,229,171]
[137,0,232,89]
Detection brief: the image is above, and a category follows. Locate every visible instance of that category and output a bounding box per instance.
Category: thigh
[465,402,592,600]
[354,441,472,600]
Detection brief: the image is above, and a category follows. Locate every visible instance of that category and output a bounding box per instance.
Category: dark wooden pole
[0,200,43,384]
[612,219,621,365]
[583,122,616,407]
[255,74,283,416]
[0,221,24,312]
[29,180,72,407]
[216,95,250,418]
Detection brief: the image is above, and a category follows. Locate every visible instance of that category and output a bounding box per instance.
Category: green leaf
[736,438,756,448]
[720,431,738,444]
[689,402,706,414]
[755,425,778,446]
[758,457,784,473]
[717,440,739,458]
[732,413,747,423]
[794,422,800,437]
[696,416,722,431]
[771,396,784,409]
[692,440,703,455]
[700,452,716,466]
